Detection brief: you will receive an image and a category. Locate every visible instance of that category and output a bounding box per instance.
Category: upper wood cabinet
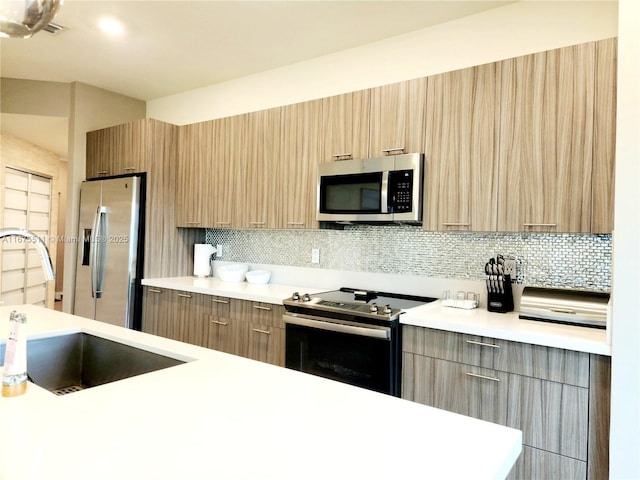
[424,63,500,231]
[369,77,427,157]
[321,90,370,162]
[86,119,148,178]
[497,42,596,232]
[238,109,281,229]
[175,120,215,228]
[210,115,245,229]
[278,100,323,229]
[591,37,617,234]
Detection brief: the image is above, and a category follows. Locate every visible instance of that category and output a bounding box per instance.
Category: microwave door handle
[381,171,389,213]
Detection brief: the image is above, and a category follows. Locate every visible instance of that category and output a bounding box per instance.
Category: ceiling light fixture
[98,17,124,36]
[0,0,63,38]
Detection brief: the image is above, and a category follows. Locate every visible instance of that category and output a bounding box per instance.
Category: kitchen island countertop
[0,305,521,480]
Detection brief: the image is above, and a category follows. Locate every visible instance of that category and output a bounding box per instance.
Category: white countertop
[401,301,611,356]
[0,305,521,480]
[142,275,326,304]
[143,276,611,356]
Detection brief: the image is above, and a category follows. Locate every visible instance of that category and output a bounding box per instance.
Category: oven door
[284,313,397,395]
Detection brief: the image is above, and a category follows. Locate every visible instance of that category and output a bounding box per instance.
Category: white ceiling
[0,0,513,157]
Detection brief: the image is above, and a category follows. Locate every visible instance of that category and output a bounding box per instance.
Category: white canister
[193,244,216,277]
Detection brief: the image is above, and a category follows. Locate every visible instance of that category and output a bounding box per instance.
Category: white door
[1,167,52,307]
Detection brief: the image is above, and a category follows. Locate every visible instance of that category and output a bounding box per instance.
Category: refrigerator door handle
[90,206,108,299]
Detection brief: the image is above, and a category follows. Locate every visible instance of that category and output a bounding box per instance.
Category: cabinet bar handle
[97,171,109,175]
[210,320,228,326]
[287,222,305,226]
[148,288,162,293]
[382,147,405,155]
[332,153,352,160]
[211,298,229,304]
[523,223,557,228]
[253,305,272,311]
[123,167,135,171]
[466,372,500,382]
[252,328,271,335]
[177,293,192,298]
[215,221,230,225]
[442,222,470,227]
[249,221,265,225]
[186,221,201,225]
[465,339,500,349]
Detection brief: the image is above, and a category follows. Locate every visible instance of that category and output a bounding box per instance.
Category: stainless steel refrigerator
[74,174,145,330]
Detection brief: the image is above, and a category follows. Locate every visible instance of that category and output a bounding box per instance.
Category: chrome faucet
[0,228,55,281]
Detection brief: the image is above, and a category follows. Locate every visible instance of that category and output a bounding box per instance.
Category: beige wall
[0,133,67,309]
[148,0,618,125]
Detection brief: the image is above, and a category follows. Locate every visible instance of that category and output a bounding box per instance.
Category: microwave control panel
[388,170,414,213]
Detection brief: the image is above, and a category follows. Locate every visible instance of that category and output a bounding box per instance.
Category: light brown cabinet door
[238,109,281,229]
[86,119,147,179]
[591,37,617,234]
[424,63,499,231]
[278,100,323,229]
[497,42,596,232]
[210,115,245,229]
[321,90,370,162]
[247,324,285,366]
[369,77,427,157]
[141,286,167,336]
[175,121,215,228]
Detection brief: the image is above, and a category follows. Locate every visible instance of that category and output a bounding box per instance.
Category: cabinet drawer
[231,300,285,328]
[402,353,588,460]
[402,325,589,387]
[204,295,232,318]
[247,324,285,366]
[207,315,247,356]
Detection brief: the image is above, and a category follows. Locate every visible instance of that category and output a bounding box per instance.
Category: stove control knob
[302,293,311,302]
[369,303,379,313]
[291,292,300,301]
[383,304,393,315]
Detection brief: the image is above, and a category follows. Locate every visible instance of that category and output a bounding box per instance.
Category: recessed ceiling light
[98,17,124,36]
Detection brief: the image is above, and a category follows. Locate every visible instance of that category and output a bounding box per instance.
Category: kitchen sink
[0,332,187,395]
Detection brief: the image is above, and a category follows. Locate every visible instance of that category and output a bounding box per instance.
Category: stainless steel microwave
[317,153,424,224]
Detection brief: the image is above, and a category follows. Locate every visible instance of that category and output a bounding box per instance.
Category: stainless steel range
[283,287,436,396]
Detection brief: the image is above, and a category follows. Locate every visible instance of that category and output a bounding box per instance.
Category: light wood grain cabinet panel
[175,121,215,227]
[591,37,617,234]
[247,324,285,366]
[239,109,281,229]
[279,100,323,229]
[369,77,427,157]
[402,325,590,387]
[166,290,203,343]
[321,90,370,162]
[497,42,596,232]
[424,63,499,231]
[403,353,589,461]
[209,115,246,228]
[141,286,168,336]
[507,446,586,480]
[86,119,147,178]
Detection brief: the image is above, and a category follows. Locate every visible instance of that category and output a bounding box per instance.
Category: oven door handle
[283,313,390,340]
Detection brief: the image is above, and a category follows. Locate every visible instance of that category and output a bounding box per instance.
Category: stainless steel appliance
[317,153,424,224]
[283,288,436,396]
[74,174,145,330]
[519,286,610,329]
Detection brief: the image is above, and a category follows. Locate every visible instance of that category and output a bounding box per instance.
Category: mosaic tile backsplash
[206,226,611,292]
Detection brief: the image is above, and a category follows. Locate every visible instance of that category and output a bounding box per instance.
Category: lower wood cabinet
[142,286,285,367]
[402,325,610,480]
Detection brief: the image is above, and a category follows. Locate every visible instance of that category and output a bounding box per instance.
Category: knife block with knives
[485,256,514,313]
